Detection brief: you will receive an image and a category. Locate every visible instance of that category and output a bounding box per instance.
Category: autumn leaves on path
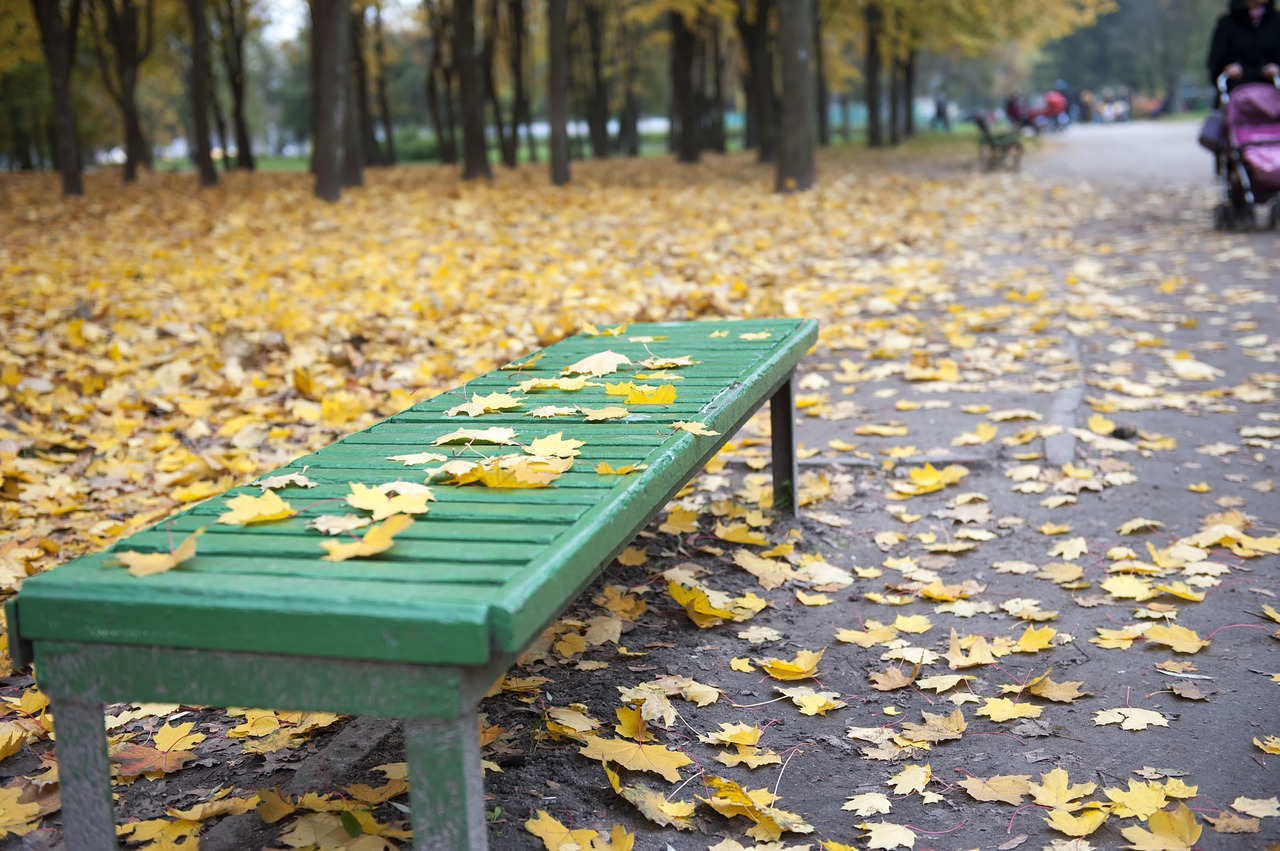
[0,153,1278,849]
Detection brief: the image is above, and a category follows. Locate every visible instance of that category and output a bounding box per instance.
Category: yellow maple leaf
[217,491,295,525]
[1118,517,1164,535]
[658,508,699,534]
[527,432,585,458]
[580,406,630,421]
[775,685,845,715]
[668,582,734,628]
[714,522,768,546]
[1048,536,1088,560]
[1105,780,1168,819]
[1142,624,1209,654]
[432,426,519,445]
[1044,807,1108,837]
[1039,522,1072,536]
[1119,802,1202,850]
[1093,707,1168,731]
[319,515,414,562]
[562,350,631,377]
[1255,735,1280,754]
[577,737,691,782]
[345,482,432,520]
[625,384,677,405]
[672,420,720,436]
[596,461,646,475]
[1089,414,1116,435]
[0,787,43,839]
[525,810,600,850]
[1029,767,1096,812]
[886,763,931,795]
[759,649,824,681]
[516,376,597,393]
[957,773,1031,805]
[858,821,917,849]
[445,391,523,417]
[113,528,204,578]
[1015,625,1057,653]
[976,698,1042,722]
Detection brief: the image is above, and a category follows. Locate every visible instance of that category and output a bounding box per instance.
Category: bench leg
[54,700,118,851]
[770,376,800,517]
[405,713,487,851]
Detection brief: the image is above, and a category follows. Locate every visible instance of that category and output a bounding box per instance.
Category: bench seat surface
[14,319,817,667]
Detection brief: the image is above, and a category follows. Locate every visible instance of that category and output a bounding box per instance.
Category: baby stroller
[1211,74,1280,230]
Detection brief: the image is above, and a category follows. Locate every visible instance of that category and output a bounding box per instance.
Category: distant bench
[7,318,818,851]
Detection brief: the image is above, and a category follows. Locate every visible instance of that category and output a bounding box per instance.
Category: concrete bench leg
[405,713,487,851]
[55,700,118,851]
[770,376,799,516]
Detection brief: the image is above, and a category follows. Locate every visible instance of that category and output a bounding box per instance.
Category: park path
[1029,120,1212,194]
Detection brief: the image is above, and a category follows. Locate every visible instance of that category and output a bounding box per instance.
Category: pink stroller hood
[1228,84,1280,193]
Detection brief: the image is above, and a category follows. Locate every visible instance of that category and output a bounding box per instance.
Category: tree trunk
[483,0,516,167]
[548,0,569,184]
[741,67,758,149]
[776,0,814,192]
[813,0,829,146]
[735,0,776,162]
[185,0,218,186]
[670,10,699,163]
[342,56,364,186]
[30,0,84,195]
[213,1,255,169]
[350,8,381,166]
[706,18,726,153]
[372,2,396,164]
[440,67,459,163]
[864,3,883,148]
[309,0,346,201]
[584,1,609,158]
[903,50,916,138]
[92,0,156,183]
[455,0,490,179]
[208,54,232,169]
[618,19,639,157]
[888,58,899,146]
[424,4,458,164]
[508,0,533,163]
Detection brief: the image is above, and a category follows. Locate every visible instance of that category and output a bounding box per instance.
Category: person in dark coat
[1208,0,1280,92]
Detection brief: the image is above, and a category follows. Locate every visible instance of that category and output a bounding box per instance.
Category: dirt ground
[5,122,1278,851]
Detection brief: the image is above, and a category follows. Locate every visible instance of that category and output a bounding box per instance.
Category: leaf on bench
[514,376,598,393]
[345,482,432,520]
[638,355,697,370]
[385,451,448,466]
[113,529,204,578]
[672,421,720,436]
[319,515,414,563]
[528,405,579,418]
[308,514,372,536]
[527,433,585,459]
[595,461,647,475]
[562,350,631,377]
[625,384,677,406]
[432,426,519,446]
[445,392,524,418]
[580,406,630,422]
[218,491,296,526]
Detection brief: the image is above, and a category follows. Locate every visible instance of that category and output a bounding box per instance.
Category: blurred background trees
[1,0,1216,199]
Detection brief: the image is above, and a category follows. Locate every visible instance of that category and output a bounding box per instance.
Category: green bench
[7,317,817,851]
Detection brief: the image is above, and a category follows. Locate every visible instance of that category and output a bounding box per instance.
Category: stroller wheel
[1269,204,1279,230]
[1215,203,1236,231]
[1238,205,1257,231]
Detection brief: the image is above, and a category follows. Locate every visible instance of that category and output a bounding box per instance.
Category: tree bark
[888,58,899,146]
[776,0,814,192]
[424,2,458,164]
[584,1,609,158]
[617,17,640,157]
[91,0,156,183]
[350,7,381,166]
[670,10,699,163]
[309,0,346,201]
[813,0,829,146]
[372,2,396,164]
[735,0,776,162]
[508,0,533,163]
[864,2,883,148]
[903,50,916,138]
[548,0,569,184]
[455,0,490,179]
[706,17,726,153]
[185,0,218,186]
[212,0,254,169]
[208,54,232,169]
[482,0,516,167]
[30,0,84,195]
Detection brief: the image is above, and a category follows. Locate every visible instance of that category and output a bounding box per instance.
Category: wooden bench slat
[161,515,570,544]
